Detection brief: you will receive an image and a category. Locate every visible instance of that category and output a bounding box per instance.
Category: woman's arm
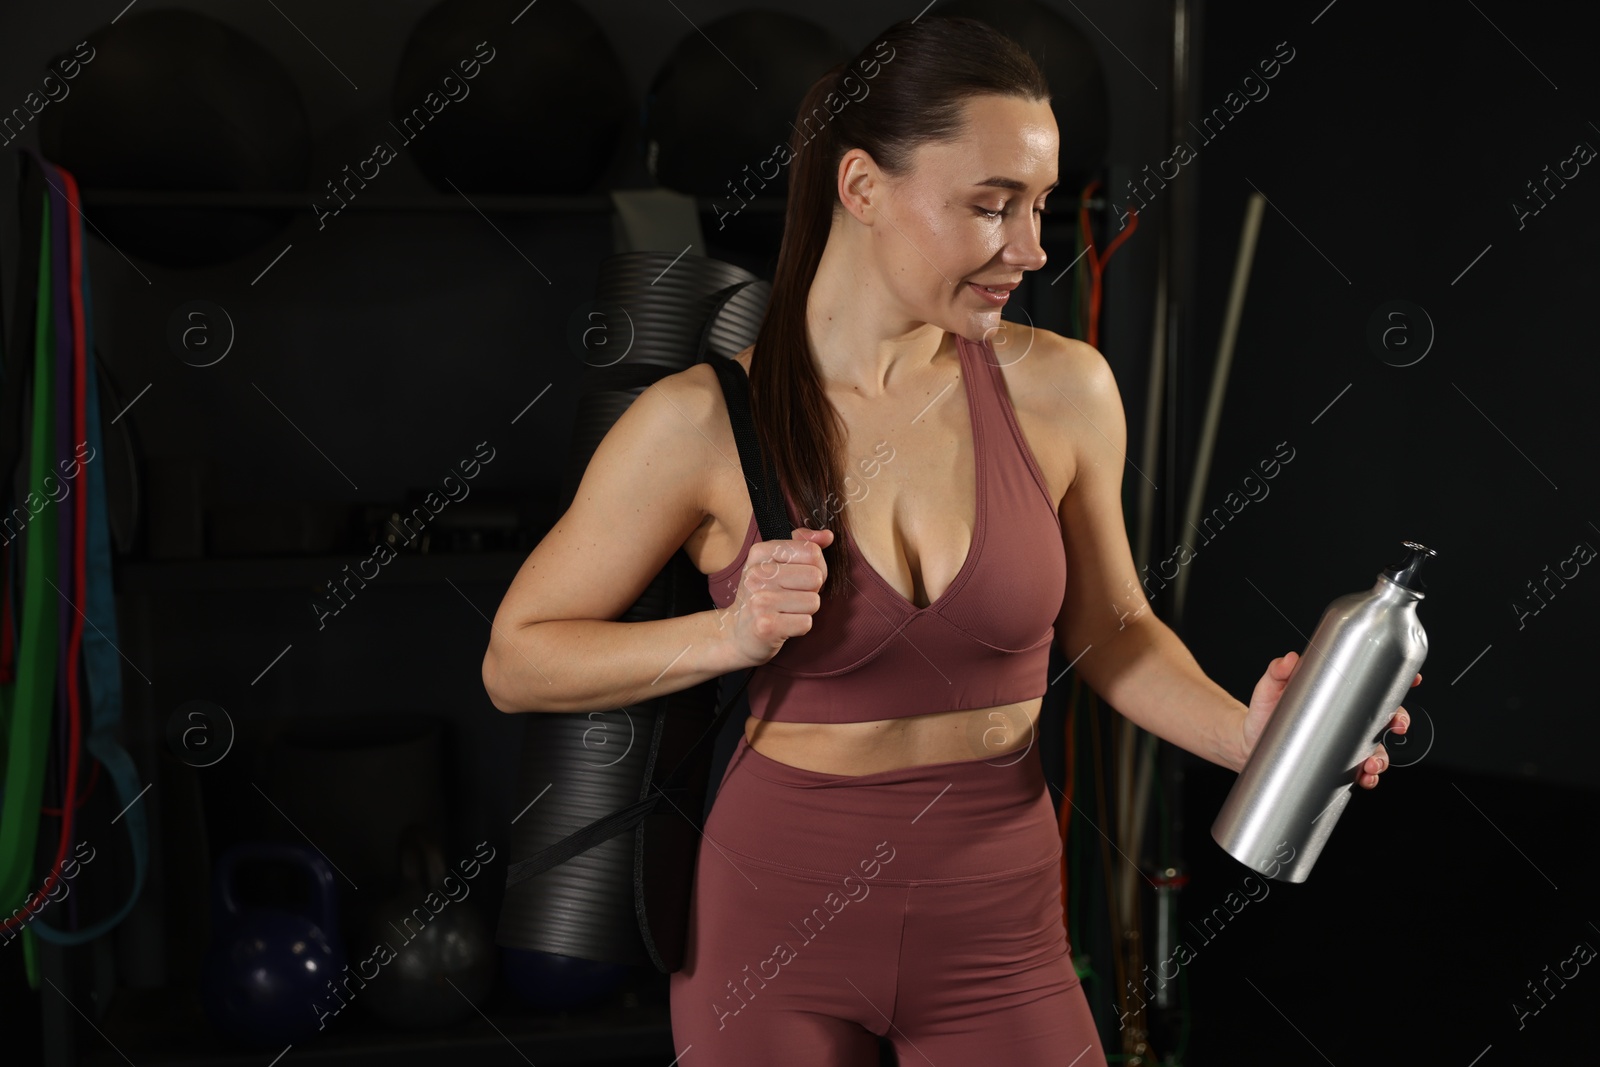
[1045,337,1249,771]
[1063,613,1249,772]
[485,612,743,715]
[483,368,745,713]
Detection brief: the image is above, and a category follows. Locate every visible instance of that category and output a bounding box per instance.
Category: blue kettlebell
[201,841,346,1048]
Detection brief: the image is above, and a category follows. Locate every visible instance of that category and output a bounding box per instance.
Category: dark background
[1176,2,1600,1064]
[0,0,1594,1065]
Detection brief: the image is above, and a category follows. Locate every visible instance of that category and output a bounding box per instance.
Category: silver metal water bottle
[1211,542,1435,882]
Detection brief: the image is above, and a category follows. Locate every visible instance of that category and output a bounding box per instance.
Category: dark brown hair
[749,15,1049,598]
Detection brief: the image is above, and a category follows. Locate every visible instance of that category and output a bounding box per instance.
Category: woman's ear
[836,148,882,225]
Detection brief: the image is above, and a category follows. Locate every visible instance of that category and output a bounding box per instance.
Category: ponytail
[749,62,858,597]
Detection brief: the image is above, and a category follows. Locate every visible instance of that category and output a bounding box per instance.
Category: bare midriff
[740,699,1046,775]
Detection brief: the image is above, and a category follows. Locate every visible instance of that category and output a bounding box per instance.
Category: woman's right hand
[723,526,835,669]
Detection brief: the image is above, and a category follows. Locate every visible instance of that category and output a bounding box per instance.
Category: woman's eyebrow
[973,177,1060,194]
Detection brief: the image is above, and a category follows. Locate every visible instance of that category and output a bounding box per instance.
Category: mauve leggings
[669,735,1108,1067]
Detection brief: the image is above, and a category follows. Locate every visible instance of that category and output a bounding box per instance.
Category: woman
[482,15,1412,1066]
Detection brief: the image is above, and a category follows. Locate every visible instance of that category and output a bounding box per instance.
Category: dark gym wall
[1171,12,1600,1062]
[1180,2,1599,792]
[0,0,1175,509]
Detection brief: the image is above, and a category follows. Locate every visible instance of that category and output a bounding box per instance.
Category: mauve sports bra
[707,332,1067,723]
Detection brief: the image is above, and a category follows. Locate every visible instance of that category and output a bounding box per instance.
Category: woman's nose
[1005,220,1047,272]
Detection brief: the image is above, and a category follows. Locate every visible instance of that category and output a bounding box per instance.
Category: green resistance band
[0,186,61,975]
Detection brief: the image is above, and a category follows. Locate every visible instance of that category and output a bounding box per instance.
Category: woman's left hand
[1239,651,1420,788]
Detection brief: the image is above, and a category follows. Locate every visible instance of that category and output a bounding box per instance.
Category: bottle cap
[1382,541,1437,593]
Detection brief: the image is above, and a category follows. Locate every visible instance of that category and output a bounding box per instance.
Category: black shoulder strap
[706,354,791,543]
[697,280,790,543]
[502,293,784,893]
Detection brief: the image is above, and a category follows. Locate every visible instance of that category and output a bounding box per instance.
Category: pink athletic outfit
[670,333,1108,1066]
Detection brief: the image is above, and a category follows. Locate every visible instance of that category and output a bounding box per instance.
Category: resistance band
[0,149,148,979]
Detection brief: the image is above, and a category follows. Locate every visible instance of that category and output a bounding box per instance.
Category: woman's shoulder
[651,344,755,431]
[993,322,1103,376]
[986,324,1113,508]
[986,323,1110,416]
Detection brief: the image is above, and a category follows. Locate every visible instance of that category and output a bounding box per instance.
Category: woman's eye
[978,205,1052,219]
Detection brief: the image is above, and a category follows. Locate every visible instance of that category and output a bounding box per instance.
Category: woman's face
[845,93,1058,347]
